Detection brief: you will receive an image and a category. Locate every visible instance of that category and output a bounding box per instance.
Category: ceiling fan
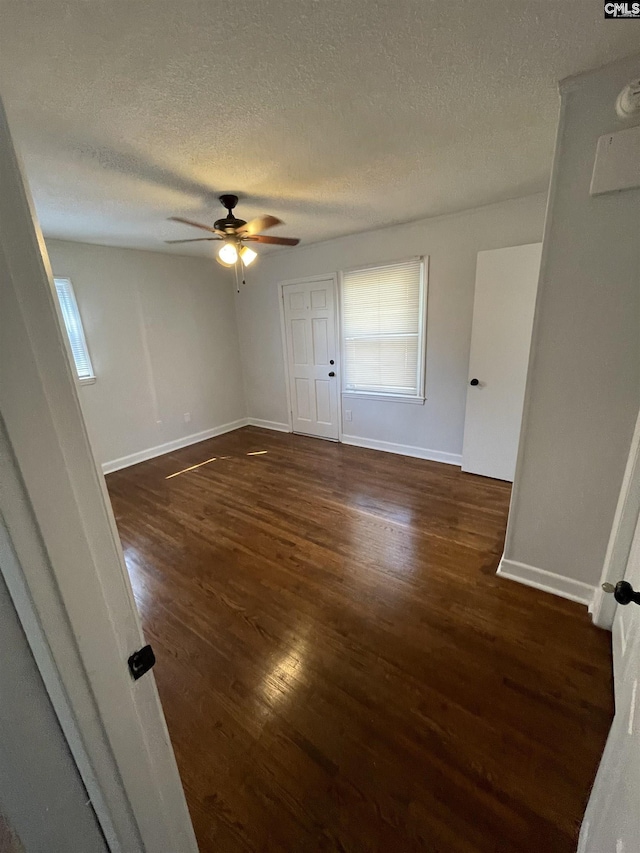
[166,194,300,268]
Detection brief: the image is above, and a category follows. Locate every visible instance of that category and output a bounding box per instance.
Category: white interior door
[282,278,340,440]
[462,242,542,481]
[579,508,640,852]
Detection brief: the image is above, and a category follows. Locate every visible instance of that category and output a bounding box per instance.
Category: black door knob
[328,371,335,377]
[470,378,480,386]
[602,580,640,605]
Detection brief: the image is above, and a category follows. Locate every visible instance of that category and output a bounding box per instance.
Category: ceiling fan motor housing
[215,194,246,233]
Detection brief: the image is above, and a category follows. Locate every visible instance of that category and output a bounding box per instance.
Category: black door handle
[602,581,640,605]
[470,378,480,386]
[328,371,335,377]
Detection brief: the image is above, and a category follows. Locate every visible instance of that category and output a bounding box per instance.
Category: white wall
[235,193,547,459]
[504,53,640,592]
[46,240,246,469]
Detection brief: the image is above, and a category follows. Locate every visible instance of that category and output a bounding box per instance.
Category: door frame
[0,98,197,852]
[278,272,343,440]
[592,404,640,630]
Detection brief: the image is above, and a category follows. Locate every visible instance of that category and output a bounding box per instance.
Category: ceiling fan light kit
[239,246,257,266]
[217,242,238,266]
[167,195,299,285]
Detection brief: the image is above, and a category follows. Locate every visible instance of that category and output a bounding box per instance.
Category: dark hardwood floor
[106,427,613,853]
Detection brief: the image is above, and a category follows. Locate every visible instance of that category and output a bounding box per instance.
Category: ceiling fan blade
[164,237,222,244]
[247,234,300,246]
[168,216,225,236]
[236,215,283,237]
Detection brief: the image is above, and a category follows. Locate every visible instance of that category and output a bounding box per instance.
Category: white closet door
[462,242,542,481]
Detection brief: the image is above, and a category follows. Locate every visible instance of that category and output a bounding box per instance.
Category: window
[53,277,95,383]
[341,257,427,401]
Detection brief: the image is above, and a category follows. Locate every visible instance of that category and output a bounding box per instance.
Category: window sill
[342,391,425,405]
[78,376,97,386]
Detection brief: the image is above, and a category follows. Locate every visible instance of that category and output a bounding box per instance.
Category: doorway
[280,275,340,440]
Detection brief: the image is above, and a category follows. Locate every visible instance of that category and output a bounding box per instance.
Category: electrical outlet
[344,410,352,422]
[183,412,191,424]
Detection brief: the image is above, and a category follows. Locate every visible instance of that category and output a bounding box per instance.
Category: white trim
[497,557,594,606]
[340,255,423,275]
[342,391,425,405]
[102,418,249,473]
[341,433,462,466]
[277,282,295,432]
[592,404,640,630]
[102,419,294,474]
[278,271,342,288]
[246,418,291,433]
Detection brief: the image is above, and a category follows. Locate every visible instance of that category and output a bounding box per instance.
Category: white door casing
[0,96,198,851]
[462,242,542,482]
[282,277,340,440]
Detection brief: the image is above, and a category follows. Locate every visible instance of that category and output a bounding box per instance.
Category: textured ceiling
[0,1,638,257]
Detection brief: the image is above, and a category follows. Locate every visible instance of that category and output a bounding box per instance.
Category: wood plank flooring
[106,427,613,853]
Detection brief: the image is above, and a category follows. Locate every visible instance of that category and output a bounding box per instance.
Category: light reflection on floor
[122,547,153,614]
[258,631,308,720]
[165,451,268,480]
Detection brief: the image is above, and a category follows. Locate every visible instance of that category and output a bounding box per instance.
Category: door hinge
[128,644,156,681]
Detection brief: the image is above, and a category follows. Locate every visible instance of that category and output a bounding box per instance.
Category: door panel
[294,378,312,422]
[311,289,327,309]
[613,509,640,708]
[462,243,542,481]
[288,291,306,311]
[312,318,329,364]
[580,511,640,852]
[283,279,339,440]
[291,319,308,364]
[315,380,332,425]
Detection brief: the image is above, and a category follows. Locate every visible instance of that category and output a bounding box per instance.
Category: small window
[341,257,427,401]
[53,277,95,383]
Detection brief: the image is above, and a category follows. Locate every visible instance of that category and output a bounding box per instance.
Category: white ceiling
[0,1,638,257]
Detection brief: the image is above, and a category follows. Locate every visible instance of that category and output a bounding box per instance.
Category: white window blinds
[53,278,95,382]
[342,258,426,397]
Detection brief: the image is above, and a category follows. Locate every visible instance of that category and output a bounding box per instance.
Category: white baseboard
[497,556,594,606]
[246,418,291,433]
[102,418,249,474]
[340,433,462,466]
[589,585,616,630]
